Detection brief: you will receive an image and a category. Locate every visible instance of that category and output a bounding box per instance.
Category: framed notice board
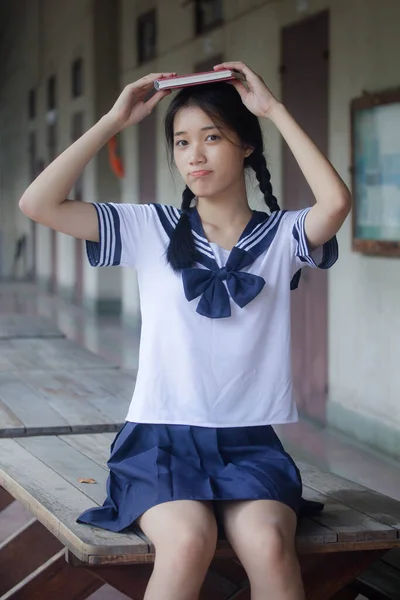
[351,88,400,256]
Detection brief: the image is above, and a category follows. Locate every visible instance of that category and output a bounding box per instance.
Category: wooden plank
[0,438,149,562]
[1,549,102,600]
[355,559,400,599]
[0,373,70,434]
[66,369,134,423]
[301,486,397,543]
[300,550,385,600]
[296,515,338,547]
[208,559,248,588]
[90,564,152,599]
[84,552,387,600]
[0,315,64,340]
[17,436,110,505]
[331,587,363,600]
[0,397,25,436]
[382,548,400,570]
[15,435,153,550]
[205,559,249,599]
[13,371,114,429]
[78,368,136,400]
[0,519,62,595]
[91,562,242,600]
[0,370,128,436]
[19,369,130,425]
[103,432,118,442]
[0,341,24,373]
[0,339,114,372]
[298,460,400,531]
[23,338,114,369]
[0,486,14,511]
[59,433,115,466]
[0,340,49,372]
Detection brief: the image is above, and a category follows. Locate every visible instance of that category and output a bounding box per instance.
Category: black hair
[164,82,280,271]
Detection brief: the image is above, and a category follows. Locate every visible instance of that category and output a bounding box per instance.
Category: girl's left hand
[213,61,281,119]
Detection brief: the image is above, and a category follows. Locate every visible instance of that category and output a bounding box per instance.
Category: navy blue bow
[182,264,265,318]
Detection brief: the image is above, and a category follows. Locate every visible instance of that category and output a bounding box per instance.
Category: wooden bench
[0,337,117,373]
[0,314,65,340]
[0,367,134,437]
[351,548,400,599]
[1,432,400,600]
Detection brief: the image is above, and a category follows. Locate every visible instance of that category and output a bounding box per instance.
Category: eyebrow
[173,125,220,137]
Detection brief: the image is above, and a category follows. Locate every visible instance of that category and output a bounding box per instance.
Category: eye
[206,134,220,141]
[175,139,188,147]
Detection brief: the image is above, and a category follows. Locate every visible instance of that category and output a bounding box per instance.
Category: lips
[190,170,212,178]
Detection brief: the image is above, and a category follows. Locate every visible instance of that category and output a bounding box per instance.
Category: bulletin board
[351,88,400,256]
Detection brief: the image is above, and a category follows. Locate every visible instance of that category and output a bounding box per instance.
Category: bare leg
[138,500,218,600]
[217,499,304,600]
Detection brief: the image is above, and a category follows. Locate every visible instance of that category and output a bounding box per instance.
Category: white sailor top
[86,203,338,428]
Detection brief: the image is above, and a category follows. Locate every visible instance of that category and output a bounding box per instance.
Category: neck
[196,181,252,227]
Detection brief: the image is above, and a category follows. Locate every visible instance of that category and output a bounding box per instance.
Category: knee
[156,524,218,567]
[252,525,295,572]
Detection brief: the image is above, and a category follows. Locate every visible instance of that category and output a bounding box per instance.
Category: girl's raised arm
[19,73,174,242]
[214,61,352,249]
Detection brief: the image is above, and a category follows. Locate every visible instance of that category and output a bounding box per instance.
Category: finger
[133,72,177,88]
[145,89,171,112]
[214,61,257,80]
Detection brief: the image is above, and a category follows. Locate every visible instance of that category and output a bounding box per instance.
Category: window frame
[194,0,223,36]
[137,9,157,65]
[28,89,36,120]
[71,58,84,98]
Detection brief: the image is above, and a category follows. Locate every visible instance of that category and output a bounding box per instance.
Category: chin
[189,181,224,198]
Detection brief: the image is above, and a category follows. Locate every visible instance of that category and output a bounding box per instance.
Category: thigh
[138,500,218,549]
[216,500,298,569]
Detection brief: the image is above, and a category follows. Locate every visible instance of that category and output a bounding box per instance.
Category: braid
[181,186,194,212]
[166,186,196,272]
[248,152,280,213]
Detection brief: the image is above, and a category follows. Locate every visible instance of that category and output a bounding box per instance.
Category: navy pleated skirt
[77,422,322,533]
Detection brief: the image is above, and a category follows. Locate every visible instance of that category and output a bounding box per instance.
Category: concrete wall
[1,0,400,457]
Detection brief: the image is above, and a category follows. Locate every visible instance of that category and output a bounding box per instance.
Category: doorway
[281,11,330,423]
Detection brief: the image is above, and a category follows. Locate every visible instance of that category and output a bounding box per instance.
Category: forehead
[173,105,215,132]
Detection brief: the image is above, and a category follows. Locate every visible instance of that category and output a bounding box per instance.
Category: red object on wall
[108,136,124,178]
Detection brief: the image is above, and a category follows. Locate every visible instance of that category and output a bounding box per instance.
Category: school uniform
[77,202,338,532]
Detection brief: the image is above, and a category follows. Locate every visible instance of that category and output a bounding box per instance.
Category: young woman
[19,61,352,600]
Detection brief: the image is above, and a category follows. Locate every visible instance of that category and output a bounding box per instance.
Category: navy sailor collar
[187,206,282,271]
[152,203,286,318]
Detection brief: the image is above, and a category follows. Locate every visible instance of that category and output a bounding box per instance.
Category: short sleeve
[86,202,155,268]
[285,208,339,289]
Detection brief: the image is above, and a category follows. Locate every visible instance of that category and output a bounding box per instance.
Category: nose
[189,144,206,166]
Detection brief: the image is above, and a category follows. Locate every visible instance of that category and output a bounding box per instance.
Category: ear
[244,146,254,158]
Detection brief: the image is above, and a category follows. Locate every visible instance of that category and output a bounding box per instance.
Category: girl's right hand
[107,72,176,131]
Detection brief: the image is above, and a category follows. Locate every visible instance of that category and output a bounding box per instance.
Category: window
[137,9,157,64]
[28,89,36,120]
[72,58,84,98]
[195,0,223,35]
[47,75,56,110]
